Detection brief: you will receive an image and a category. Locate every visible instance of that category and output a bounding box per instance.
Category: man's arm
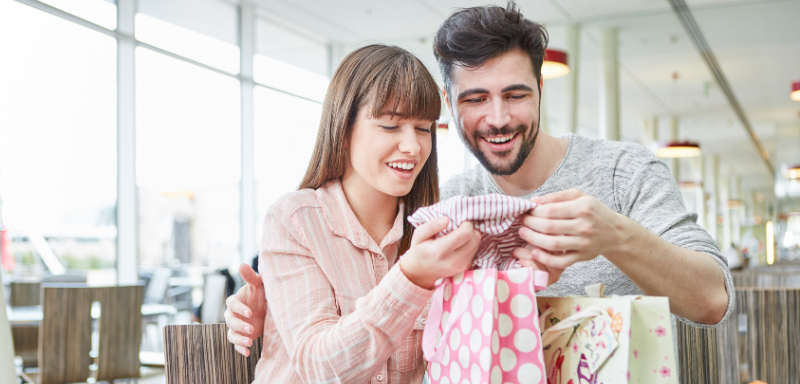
[517,189,729,325]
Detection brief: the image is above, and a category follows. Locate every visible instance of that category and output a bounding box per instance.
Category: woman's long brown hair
[299,44,441,254]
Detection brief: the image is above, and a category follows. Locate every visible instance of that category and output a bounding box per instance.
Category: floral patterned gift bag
[537,284,678,384]
[422,268,549,384]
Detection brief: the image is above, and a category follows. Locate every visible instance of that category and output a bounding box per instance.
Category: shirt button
[376,374,384,381]
[420,318,426,325]
[377,254,384,259]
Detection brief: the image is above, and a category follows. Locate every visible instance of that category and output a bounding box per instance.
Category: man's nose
[485,99,511,128]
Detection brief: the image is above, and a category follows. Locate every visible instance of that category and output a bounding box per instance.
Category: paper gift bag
[537,288,678,384]
[423,268,549,384]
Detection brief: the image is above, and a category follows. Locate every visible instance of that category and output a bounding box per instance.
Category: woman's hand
[399,216,482,289]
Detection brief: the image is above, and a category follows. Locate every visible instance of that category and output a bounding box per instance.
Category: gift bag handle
[422,280,473,363]
[540,306,604,347]
[532,270,549,291]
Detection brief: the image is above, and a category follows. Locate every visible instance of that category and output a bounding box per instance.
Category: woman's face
[343,104,433,199]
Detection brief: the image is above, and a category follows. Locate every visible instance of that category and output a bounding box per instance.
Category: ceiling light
[653,141,701,158]
[792,79,800,101]
[782,163,800,180]
[542,49,569,79]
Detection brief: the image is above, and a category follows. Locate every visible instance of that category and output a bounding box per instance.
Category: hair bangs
[366,54,441,123]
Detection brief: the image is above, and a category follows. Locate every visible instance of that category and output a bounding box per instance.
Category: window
[136,47,240,269]
[254,18,329,102]
[0,0,117,281]
[136,0,239,74]
[253,87,322,226]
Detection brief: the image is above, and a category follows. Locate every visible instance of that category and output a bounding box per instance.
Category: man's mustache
[471,124,528,140]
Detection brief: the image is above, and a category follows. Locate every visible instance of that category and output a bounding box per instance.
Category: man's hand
[512,243,564,285]
[224,263,267,357]
[517,188,632,271]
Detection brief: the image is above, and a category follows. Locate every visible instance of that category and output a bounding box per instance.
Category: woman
[247,45,481,383]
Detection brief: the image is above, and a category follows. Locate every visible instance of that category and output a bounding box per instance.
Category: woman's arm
[261,207,432,383]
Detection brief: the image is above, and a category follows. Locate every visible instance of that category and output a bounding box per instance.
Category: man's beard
[459,121,539,176]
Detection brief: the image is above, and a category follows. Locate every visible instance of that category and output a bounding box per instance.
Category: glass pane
[256,19,329,76]
[38,0,116,30]
[254,86,322,226]
[0,1,117,282]
[254,19,329,102]
[136,47,240,271]
[136,0,239,74]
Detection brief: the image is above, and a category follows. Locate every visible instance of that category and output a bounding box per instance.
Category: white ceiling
[239,0,800,208]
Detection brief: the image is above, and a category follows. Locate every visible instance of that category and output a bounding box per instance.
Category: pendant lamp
[653,141,701,158]
[542,49,569,79]
[792,79,800,101]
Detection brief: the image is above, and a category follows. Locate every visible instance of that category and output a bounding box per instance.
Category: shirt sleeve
[615,147,735,327]
[260,204,433,383]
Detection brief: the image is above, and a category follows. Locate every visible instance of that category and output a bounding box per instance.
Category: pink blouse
[253,179,432,383]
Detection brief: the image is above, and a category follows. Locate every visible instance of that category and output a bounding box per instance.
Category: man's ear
[442,88,454,116]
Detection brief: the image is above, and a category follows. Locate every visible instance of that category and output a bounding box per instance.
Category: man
[225,2,733,357]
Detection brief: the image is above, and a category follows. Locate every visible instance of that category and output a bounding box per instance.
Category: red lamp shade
[653,140,701,158]
[792,79,800,101]
[542,49,569,79]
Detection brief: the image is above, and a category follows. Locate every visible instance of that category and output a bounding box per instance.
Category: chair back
[163,323,262,384]
[144,267,172,303]
[200,274,228,324]
[9,281,41,306]
[0,273,19,384]
[38,284,144,384]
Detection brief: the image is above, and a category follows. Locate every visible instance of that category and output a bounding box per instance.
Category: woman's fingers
[410,216,450,246]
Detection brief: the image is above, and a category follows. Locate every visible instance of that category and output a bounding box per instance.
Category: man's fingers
[519,226,583,253]
[225,314,254,336]
[531,247,579,270]
[521,215,581,236]
[530,188,584,204]
[234,345,251,357]
[529,201,582,220]
[239,263,263,287]
[226,295,254,319]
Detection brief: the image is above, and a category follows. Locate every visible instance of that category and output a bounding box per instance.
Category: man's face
[448,48,541,176]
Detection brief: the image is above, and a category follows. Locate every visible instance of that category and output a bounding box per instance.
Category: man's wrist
[605,213,647,263]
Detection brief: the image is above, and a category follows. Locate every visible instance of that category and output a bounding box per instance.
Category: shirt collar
[316,179,405,251]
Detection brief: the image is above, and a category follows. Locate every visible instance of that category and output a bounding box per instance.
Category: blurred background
[1,0,799,332]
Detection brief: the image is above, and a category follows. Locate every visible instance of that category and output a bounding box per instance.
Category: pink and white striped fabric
[407,194,537,270]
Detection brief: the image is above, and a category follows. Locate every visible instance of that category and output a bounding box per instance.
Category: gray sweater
[440,134,734,327]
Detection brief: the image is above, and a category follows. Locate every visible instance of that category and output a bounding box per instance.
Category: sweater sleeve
[614,146,735,327]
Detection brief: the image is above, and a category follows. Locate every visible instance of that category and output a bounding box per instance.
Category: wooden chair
[9,282,42,368]
[24,284,144,384]
[1,273,21,383]
[9,282,41,306]
[163,323,262,384]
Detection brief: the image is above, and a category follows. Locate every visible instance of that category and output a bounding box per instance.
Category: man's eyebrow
[501,84,534,93]
[457,88,489,100]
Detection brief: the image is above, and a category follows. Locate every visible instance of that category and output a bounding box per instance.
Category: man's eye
[416,127,431,133]
[464,98,483,104]
[380,125,399,131]
[510,94,527,100]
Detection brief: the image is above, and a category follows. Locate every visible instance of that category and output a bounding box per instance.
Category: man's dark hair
[433,2,549,94]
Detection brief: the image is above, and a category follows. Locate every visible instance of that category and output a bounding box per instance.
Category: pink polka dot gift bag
[537,284,678,384]
[422,268,549,384]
